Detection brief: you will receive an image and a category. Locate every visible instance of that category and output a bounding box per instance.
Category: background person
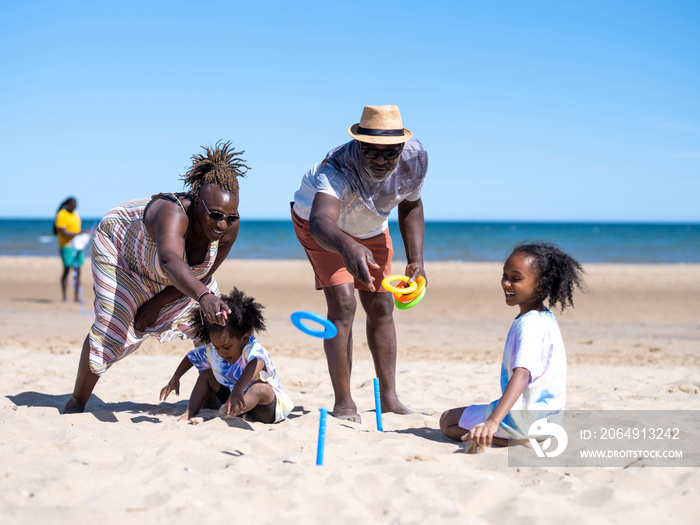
[291,105,428,422]
[64,141,249,414]
[54,197,88,302]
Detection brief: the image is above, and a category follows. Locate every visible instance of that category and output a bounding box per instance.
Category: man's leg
[323,283,360,422]
[63,335,100,413]
[358,290,411,415]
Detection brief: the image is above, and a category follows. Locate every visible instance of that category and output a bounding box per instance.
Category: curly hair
[180,140,250,195]
[511,242,586,312]
[190,287,266,343]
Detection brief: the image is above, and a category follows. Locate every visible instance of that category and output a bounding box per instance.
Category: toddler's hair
[511,242,585,311]
[190,287,266,343]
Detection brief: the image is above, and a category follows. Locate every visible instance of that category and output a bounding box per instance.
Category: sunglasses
[199,196,239,224]
[360,142,403,160]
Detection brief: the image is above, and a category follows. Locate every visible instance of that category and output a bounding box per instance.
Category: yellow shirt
[55,209,81,248]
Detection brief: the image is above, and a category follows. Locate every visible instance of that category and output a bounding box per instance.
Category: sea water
[0,219,698,263]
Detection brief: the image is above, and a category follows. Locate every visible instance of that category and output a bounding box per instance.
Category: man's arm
[397,197,426,281]
[308,192,380,290]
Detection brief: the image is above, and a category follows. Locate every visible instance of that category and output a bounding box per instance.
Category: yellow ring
[381,275,418,294]
[394,276,426,302]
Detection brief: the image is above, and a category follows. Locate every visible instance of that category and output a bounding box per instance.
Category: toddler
[160,287,293,424]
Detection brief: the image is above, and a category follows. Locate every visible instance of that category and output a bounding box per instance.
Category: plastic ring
[394,276,427,302]
[381,275,418,294]
[290,311,338,339]
[394,288,426,310]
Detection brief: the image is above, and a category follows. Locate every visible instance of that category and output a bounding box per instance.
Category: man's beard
[360,161,398,182]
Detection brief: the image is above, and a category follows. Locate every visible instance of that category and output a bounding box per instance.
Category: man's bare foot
[63,397,85,414]
[332,402,361,423]
[381,397,413,415]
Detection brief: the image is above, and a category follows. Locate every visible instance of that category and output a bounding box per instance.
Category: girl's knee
[439,407,464,433]
[197,369,220,388]
[439,410,451,433]
[247,382,275,404]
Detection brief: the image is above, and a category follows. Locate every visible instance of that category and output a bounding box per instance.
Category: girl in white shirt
[440,242,585,449]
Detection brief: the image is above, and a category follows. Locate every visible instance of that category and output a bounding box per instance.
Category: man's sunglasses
[360,142,403,160]
[199,196,239,224]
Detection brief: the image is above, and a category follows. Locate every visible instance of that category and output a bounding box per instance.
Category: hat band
[356,126,405,137]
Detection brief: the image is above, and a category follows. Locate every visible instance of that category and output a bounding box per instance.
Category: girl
[160,287,293,424]
[440,242,585,449]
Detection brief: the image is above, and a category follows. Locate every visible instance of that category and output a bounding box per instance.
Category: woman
[64,141,249,413]
[54,197,86,302]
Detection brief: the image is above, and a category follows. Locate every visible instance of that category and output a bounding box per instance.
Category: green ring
[394,288,426,310]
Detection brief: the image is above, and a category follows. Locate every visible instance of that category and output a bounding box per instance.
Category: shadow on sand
[6,391,267,429]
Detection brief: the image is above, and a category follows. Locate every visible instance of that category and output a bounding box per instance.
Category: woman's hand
[198,292,232,326]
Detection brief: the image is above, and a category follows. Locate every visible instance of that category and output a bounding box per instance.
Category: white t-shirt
[459,308,567,439]
[293,138,428,239]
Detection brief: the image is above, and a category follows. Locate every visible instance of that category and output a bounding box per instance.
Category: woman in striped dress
[64,141,249,414]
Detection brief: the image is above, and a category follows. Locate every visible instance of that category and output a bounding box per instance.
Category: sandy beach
[1,256,699,524]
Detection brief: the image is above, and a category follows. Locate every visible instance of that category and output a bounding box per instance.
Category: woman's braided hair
[511,242,586,312]
[180,140,250,195]
[190,287,266,343]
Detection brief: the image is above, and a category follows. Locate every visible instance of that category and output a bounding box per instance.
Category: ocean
[1,219,698,263]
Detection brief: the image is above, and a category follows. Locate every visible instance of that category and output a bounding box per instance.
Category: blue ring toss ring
[290,311,338,339]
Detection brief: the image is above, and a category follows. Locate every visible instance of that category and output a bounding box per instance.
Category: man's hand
[340,243,381,291]
[404,262,426,284]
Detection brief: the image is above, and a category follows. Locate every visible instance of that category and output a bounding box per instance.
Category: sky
[1,0,698,222]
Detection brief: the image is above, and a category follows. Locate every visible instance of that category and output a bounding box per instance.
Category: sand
[1,256,699,524]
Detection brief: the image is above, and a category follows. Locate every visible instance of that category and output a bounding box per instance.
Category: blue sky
[1,0,698,222]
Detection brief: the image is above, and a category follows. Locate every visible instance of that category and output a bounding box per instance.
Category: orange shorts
[292,209,393,291]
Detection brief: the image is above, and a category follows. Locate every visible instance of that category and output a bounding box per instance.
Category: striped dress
[88,196,220,375]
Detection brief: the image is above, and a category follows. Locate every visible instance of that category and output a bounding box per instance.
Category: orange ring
[381,275,418,294]
[394,276,427,302]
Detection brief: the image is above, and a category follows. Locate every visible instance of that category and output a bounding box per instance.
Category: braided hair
[190,287,266,343]
[511,242,586,312]
[180,140,250,195]
[53,197,77,235]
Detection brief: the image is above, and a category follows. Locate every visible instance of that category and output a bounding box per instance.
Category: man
[292,105,428,422]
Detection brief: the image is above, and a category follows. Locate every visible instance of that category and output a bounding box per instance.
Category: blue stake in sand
[316,407,328,465]
[373,377,383,432]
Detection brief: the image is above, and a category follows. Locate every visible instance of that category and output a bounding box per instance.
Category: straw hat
[347,105,413,144]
